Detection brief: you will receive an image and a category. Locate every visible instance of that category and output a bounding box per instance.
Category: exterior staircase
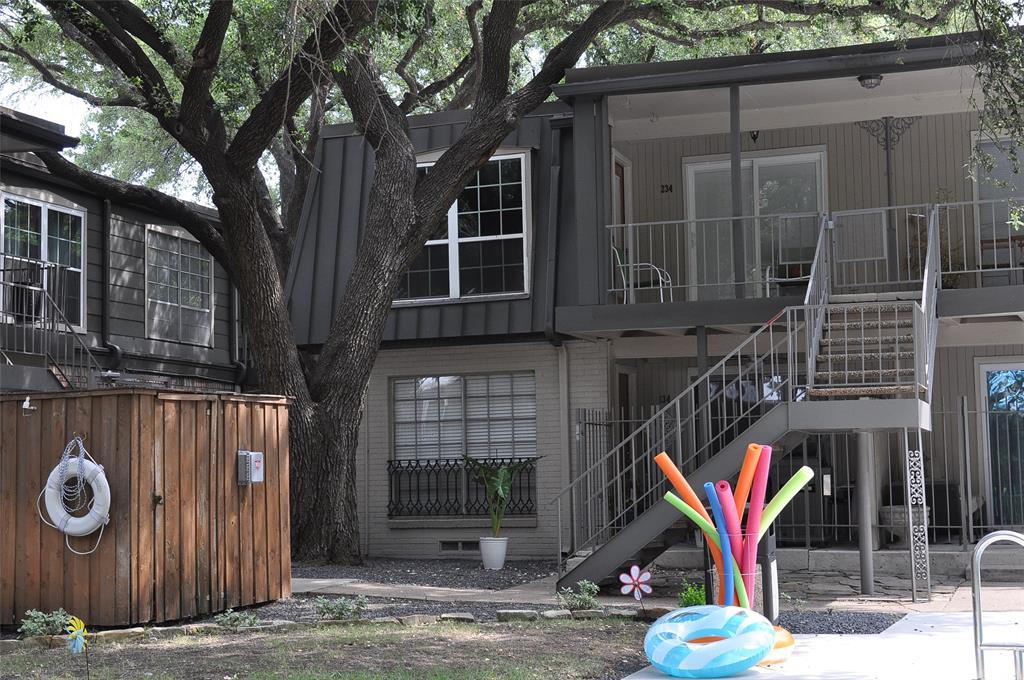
[0,259,103,391]
[553,209,942,590]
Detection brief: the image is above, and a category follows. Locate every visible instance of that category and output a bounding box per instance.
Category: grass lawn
[1,620,648,679]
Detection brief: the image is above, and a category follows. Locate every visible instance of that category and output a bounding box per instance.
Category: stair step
[817,351,916,362]
[807,385,923,398]
[830,292,922,303]
[826,303,916,314]
[824,319,914,331]
[819,334,915,346]
[816,368,916,380]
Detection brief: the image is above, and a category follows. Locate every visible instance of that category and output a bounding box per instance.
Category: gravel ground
[779,609,903,634]
[292,557,557,590]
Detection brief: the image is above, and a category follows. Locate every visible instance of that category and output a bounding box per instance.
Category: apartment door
[685,152,824,300]
[977,361,1024,528]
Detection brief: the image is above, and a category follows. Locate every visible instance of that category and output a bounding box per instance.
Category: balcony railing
[607,212,821,303]
[606,197,1024,303]
[387,456,537,518]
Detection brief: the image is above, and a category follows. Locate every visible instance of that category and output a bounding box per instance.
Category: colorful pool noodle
[733,444,763,521]
[654,453,727,604]
[663,491,750,608]
[704,482,734,606]
[742,444,773,597]
[758,466,815,541]
[715,480,744,603]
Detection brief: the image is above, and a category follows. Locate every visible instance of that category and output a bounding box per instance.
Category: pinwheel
[66,616,87,654]
[619,564,653,601]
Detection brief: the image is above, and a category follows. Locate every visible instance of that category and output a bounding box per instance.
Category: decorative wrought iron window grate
[387,456,537,518]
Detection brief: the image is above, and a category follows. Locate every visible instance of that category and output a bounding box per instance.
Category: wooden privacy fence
[0,389,291,627]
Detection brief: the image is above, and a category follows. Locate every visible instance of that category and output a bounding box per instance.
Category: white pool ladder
[973,530,1024,680]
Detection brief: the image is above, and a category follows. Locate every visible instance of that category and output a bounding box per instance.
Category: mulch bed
[292,558,558,591]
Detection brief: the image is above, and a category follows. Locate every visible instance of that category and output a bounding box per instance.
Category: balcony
[607,197,1024,304]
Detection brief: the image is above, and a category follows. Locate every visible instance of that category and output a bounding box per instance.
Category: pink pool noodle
[742,444,773,597]
[715,481,744,575]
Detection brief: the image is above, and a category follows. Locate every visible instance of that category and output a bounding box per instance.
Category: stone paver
[439,613,476,623]
[541,609,572,620]
[496,610,539,622]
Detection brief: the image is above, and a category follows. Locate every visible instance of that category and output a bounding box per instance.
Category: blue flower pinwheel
[66,616,88,654]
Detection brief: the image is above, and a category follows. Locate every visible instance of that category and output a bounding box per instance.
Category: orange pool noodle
[654,452,726,604]
[733,443,762,523]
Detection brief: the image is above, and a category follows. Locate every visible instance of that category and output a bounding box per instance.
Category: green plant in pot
[464,455,536,570]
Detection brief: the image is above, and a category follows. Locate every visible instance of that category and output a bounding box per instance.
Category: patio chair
[612,244,674,303]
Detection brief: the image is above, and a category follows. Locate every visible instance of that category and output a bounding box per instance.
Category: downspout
[228,285,248,387]
[100,199,124,370]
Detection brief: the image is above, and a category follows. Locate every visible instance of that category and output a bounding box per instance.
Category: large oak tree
[1,0,1019,562]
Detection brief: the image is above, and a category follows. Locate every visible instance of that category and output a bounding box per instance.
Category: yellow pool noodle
[757,466,815,541]
[664,491,750,608]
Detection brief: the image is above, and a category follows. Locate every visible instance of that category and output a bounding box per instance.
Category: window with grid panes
[146,227,213,345]
[391,372,536,460]
[1,194,85,326]
[396,154,528,301]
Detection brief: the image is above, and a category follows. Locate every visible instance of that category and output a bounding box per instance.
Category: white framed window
[0,192,87,331]
[145,225,214,346]
[395,152,531,303]
[391,372,537,460]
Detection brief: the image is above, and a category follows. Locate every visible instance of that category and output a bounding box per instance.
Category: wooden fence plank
[237,404,253,606]
[91,394,117,624]
[15,399,41,626]
[251,403,268,605]
[1,400,20,625]
[38,398,65,614]
[162,400,181,621]
[264,404,281,601]
[278,404,291,598]
[136,394,155,624]
[195,400,211,615]
[223,401,240,608]
[209,399,221,613]
[153,398,165,622]
[113,394,133,624]
[65,396,91,622]
[179,400,197,619]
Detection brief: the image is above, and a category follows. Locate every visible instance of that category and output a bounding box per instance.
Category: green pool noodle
[758,466,815,541]
[664,491,750,608]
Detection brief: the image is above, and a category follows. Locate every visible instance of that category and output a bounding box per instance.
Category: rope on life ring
[36,436,111,556]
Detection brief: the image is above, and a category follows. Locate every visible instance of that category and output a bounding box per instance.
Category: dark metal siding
[285,106,577,346]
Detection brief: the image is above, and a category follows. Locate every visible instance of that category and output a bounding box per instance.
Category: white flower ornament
[619,564,653,601]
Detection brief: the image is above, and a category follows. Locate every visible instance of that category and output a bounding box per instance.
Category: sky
[2,81,92,137]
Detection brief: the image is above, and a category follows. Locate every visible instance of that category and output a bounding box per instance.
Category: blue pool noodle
[704,481,734,606]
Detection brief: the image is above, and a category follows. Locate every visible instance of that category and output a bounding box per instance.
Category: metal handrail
[972,530,1024,680]
[922,206,941,402]
[0,277,102,388]
[802,214,831,390]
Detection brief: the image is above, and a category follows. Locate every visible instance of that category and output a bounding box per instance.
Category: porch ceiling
[609,67,976,140]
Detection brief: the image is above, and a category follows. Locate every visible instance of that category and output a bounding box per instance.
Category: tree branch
[227,0,376,170]
[101,0,189,77]
[472,0,522,112]
[179,0,234,131]
[394,1,435,99]
[34,150,231,272]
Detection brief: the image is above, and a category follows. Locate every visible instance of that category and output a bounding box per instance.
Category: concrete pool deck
[624,611,1023,679]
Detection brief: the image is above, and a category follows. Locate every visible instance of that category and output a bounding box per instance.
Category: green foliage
[312,595,369,620]
[18,608,70,637]
[463,456,537,537]
[556,580,601,611]
[214,608,261,630]
[678,583,707,608]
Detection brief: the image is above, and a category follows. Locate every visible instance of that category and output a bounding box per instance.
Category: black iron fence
[387,456,537,518]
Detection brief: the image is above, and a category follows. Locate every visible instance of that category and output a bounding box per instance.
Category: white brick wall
[354,338,610,559]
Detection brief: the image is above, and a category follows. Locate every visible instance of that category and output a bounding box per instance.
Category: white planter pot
[479,537,509,570]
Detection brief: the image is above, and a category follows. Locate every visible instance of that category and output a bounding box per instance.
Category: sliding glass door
[685,152,824,300]
[979,361,1024,528]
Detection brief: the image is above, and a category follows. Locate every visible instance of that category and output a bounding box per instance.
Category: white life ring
[43,458,111,537]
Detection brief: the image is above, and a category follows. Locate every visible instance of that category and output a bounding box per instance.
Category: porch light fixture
[858,74,883,89]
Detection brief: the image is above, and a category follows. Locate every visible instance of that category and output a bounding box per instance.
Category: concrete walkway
[293,574,1024,614]
[625,611,1024,679]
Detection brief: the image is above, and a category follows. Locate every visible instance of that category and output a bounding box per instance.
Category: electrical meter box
[237,450,265,485]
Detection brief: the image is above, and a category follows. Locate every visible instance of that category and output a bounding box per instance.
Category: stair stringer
[557,404,794,591]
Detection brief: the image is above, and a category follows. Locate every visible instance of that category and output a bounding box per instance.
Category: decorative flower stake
[619,564,653,611]
[66,616,90,679]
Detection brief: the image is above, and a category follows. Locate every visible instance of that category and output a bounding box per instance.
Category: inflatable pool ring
[758,626,795,666]
[644,605,775,678]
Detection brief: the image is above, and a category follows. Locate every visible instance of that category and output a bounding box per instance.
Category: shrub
[678,583,706,607]
[18,609,70,637]
[312,595,369,620]
[213,608,260,630]
[556,580,600,611]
